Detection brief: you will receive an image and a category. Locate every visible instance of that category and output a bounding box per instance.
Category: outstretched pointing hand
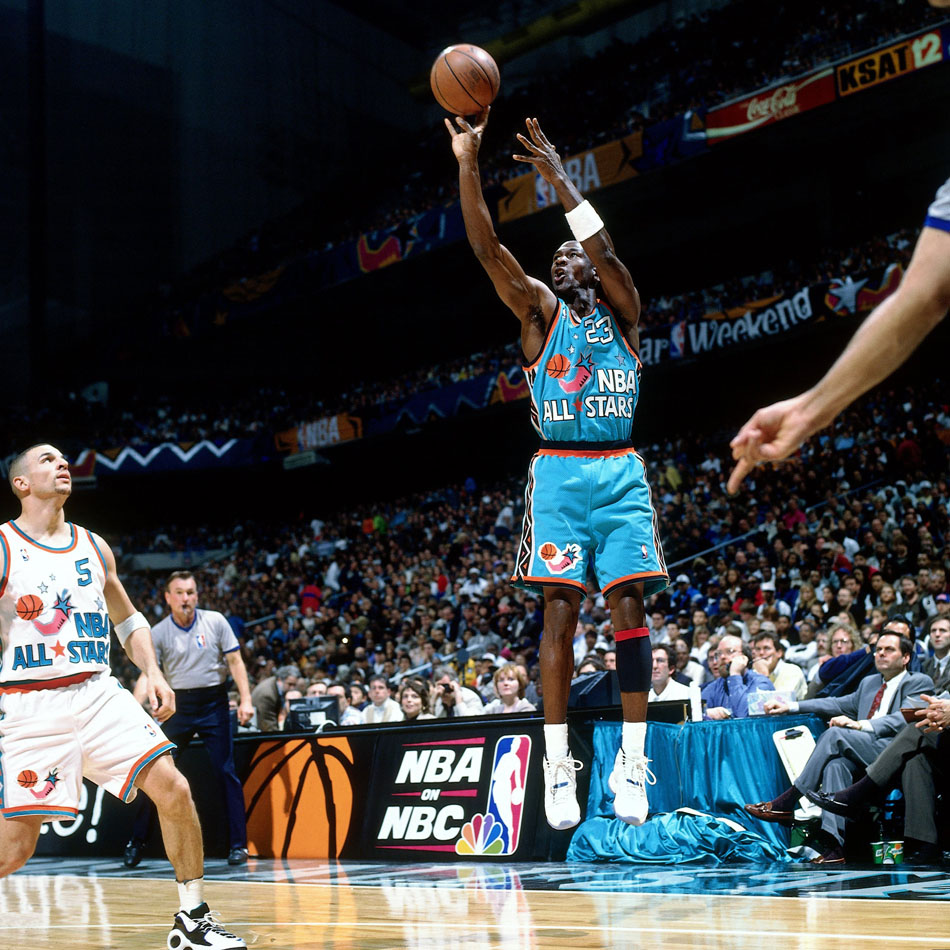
[727,393,817,494]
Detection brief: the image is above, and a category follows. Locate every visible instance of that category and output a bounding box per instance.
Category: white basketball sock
[544,723,570,760]
[622,721,647,758]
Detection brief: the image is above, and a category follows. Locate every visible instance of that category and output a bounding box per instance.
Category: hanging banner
[706,68,836,144]
[498,133,643,224]
[275,414,364,453]
[835,28,945,97]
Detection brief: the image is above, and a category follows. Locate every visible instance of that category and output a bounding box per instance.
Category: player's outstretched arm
[727,225,950,493]
[96,532,176,722]
[446,108,555,326]
[513,117,640,330]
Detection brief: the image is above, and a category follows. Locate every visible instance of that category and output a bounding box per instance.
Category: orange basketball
[430,44,500,116]
[539,542,558,561]
[18,770,37,788]
[546,353,571,379]
[16,594,43,621]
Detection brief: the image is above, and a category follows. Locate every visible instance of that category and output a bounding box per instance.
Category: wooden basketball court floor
[3,856,950,949]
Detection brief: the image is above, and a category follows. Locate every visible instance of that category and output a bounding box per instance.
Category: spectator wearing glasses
[700,634,774,720]
[742,631,933,864]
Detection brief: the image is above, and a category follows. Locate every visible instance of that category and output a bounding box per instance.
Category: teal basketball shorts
[512,445,668,599]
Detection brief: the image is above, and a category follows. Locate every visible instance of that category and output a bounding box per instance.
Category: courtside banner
[363,720,548,860]
[835,28,945,97]
[498,132,643,224]
[275,413,363,452]
[705,68,835,144]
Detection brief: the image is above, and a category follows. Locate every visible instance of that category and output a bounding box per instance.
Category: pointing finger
[726,456,755,495]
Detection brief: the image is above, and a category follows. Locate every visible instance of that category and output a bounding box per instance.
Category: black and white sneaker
[167,903,245,949]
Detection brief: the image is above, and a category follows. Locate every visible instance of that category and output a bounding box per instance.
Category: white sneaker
[542,753,583,830]
[611,750,656,825]
[168,903,245,949]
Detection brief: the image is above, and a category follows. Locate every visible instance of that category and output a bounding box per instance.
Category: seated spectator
[673,637,705,687]
[482,664,537,714]
[921,615,950,692]
[474,654,500,700]
[349,681,368,712]
[742,630,933,865]
[307,681,327,696]
[327,682,363,727]
[786,620,818,670]
[814,617,914,698]
[361,674,404,723]
[250,664,299,733]
[648,644,691,703]
[431,665,485,718]
[701,634,774,720]
[807,694,950,866]
[278,688,304,731]
[399,677,435,721]
[752,631,807,700]
[576,654,606,676]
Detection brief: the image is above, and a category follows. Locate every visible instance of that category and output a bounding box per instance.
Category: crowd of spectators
[2,225,918,460]
[155,0,943,312]
[107,372,950,730]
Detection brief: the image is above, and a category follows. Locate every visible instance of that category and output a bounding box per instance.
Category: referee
[124,570,254,867]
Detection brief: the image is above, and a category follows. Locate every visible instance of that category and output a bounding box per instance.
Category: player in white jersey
[0,444,245,950]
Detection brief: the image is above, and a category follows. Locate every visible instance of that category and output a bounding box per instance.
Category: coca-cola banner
[705,68,836,144]
[835,28,945,97]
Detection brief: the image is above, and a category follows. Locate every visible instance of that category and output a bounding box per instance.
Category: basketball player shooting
[0,444,245,950]
[446,110,668,829]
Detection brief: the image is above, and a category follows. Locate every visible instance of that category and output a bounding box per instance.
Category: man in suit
[741,631,933,864]
[805,694,949,864]
[250,664,299,733]
[922,615,950,692]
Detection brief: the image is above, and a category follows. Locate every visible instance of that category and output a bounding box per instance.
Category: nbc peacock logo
[454,735,530,856]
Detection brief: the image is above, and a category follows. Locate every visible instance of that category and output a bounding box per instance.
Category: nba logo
[195,633,206,648]
[485,735,531,854]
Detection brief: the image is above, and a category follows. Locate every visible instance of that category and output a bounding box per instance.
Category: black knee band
[615,627,652,692]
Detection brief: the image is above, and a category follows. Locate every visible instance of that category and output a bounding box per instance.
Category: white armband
[565,199,604,242]
[114,611,149,645]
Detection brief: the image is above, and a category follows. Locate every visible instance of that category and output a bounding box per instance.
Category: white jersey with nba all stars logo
[0,521,112,688]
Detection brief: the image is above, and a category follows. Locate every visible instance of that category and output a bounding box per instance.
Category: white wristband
[114,611,149,645]
[565,200,604,242]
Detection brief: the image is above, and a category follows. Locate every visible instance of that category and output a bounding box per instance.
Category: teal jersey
[524,297,641,442]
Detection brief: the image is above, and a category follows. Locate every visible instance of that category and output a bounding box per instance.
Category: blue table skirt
[567,715,826,863]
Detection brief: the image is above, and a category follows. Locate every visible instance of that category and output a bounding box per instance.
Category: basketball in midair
[430,44,500,116]
[16,594,44,621]
[545,353,571,379]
